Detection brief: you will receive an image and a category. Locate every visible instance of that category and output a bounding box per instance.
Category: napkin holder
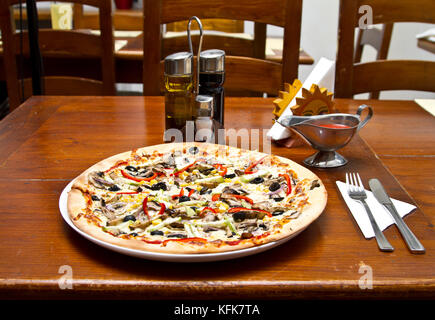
[273,83,336,148]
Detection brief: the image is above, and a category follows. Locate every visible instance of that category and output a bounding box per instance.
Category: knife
[369,179,425,254]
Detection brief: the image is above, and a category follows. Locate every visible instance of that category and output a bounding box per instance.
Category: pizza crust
[67,142,327,254]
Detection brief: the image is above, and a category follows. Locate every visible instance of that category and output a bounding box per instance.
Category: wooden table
[0,97,433,300]
[0,33,313,85]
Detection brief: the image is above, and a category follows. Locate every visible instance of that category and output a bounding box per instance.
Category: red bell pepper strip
[158,202,166,215]
[104,161,128,173]
[142,239,162,244]
[279,173,292,196]
[227,194,254,204]
[227,207,272,217]
[188,189,195,197]
[213,164,228,177]
[211,194,221,201]
[116,191,139,195]
[200,207,218,217]
[244,155,268,174]
[142,197,150,219]
[172,160,197,176]
[121,170,157,182]
[171,187,184,199]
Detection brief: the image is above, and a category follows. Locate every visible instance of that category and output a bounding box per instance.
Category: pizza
[67,143,327,254]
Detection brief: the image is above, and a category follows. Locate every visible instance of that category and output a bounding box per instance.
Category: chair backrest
[354,23,393,98]
[142,0,302,96]
[0,0,115,111]
[73,4,143,31]
[164,19,267,60]
[335,0,435,98]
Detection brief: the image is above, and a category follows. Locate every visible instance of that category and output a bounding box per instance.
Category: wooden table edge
[1,279,434,299]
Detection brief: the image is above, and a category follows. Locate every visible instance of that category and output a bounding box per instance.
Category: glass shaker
[193,95,215,142]
[164,52,194,131]
[199,49,225,126]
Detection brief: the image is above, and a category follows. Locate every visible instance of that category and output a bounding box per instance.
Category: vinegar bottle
[199,49,225,127]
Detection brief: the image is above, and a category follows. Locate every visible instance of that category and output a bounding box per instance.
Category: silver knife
[369,179,425,254]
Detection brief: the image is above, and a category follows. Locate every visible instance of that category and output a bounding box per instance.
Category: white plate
[59,180,305,262]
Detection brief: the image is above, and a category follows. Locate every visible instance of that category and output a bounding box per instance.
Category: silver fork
[346,173,394,252]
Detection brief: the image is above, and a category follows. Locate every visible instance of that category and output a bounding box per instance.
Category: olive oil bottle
[164,52,194,130]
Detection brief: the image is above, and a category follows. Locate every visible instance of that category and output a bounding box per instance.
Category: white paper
[336,181,416,239]
[267,57,336,140]
[416,28,435,40]
[415,99,435,117]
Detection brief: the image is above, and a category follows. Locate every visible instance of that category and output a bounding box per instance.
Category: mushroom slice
[88,171,114,189]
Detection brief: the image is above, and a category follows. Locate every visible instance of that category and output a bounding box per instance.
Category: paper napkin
[416,28,435,42]
[336,181,416,239]
[415,99,435,117]
[267,57,336,141]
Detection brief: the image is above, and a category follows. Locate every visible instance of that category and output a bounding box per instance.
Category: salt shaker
[194,95,215,142]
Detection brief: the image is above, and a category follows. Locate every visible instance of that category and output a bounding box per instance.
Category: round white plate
[59,180,305,262]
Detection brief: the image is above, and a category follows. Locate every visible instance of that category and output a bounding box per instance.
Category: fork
[346,173,394,252]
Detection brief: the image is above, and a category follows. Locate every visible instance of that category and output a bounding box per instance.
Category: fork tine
[349,172,355,192]
[356,173,364,191]
[345,172,350,191]
[351,173,358,191]
[348,172,354,192]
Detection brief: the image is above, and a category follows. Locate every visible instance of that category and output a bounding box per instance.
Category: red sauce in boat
[316,123,351,129]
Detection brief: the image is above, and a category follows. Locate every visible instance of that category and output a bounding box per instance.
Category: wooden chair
[354,23,393,99]
[73,5,143,31]
[0,0,115,112]
[164,19,268,60]
[335,0,435,98]
[142,0,302,96]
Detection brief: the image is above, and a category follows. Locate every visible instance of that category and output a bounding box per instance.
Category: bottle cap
[164,52,193,76]
[199,49,225,73]
[195,95,214,117]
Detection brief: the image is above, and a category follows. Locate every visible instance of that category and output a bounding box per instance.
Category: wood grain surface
[0,96,433,299]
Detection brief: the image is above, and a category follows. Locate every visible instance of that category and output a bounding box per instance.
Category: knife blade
[369,178,425,254]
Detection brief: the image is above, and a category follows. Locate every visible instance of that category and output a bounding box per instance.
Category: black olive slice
[167,233,187,238]
[251,177,264,184]
[272,211,284,216]
[108,185,120,191]
[224,173,236,179]
[123,215,136,222]
[269,182,281,192]
[125,165,138,172]
[150,230,164,236]
[178,195,190,203]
